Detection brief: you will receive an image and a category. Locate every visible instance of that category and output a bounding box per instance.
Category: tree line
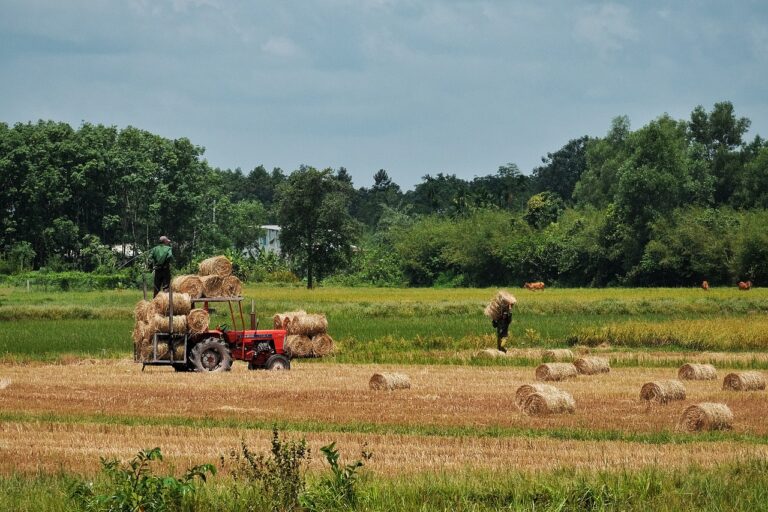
[1,101,767,287]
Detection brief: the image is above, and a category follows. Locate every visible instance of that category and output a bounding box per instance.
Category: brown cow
[524,281,545,291]
[701,280,709,291]
[738,281,752,290]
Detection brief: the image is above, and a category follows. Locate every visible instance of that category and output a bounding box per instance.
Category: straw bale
[0,378,11,390]
[284,334,312,358]
[723,371,766,391]
[542,349,574,362]
[132,321,151,345]
[369,372,411,391]
[483,290,517,321]
[134,300,153,323]
[640,380,686,404]
[475,348,507,358]
[678,402,733,432]
[151,314,187,333]
[535,363,578,381]
[276,310,307,329]
[187,309,210,334]
[287,314,328,336]
[678,363,717,380]
[200,275,223,298]
[514,383,562,409]
[574,356,610,375]
[521,391,576,416]
[198,255,233,277]
[140,341,171,361]
[220,275,242,297]
[172,342,186,361]
[171,275,203,299]
[151,292,191,316]
[311,333,335,357]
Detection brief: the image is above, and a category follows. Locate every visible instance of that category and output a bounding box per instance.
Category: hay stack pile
[515,383,575,415]
[483,290,517,320]
[131,293,209,362]
[171,255,241,299]
[275,310,335,358]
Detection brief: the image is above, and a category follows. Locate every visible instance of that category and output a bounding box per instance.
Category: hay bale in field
[535,363,578,381]
[171,275,204,299]
[678,363,717,381]
[476,348,507,358]
[220,275,242,297]
[514,383,562,409]
[287,314,328,336]
[483,290,517,321]
[574,356,610,375]
[678,402,733,432]
[284,334,312,357]
[151,313,187,333]
[311,333,335,357]
[640,380,686,404]
[151,292,192,316]
[723,371,766,391]
[198,255,233,277]
[187,309,210,334]
[369,372,411,391]
[542,349,574,362]
[200,275,223,297]
[521,390,576,416]
[134,300,153,323]
[0,378,11,390]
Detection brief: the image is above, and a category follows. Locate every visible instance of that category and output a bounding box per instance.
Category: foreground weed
[301,442,372,511]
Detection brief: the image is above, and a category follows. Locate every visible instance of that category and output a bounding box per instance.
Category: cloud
[574,3,638,54]
[261,36,303,59]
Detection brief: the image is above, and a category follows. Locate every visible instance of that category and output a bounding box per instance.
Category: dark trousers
[153,266,171,297]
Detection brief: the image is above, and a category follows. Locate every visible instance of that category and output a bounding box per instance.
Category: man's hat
[159,236,171,243]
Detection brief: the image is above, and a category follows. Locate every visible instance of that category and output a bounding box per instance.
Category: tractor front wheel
[190,338,233,373]
[264,354,290,371]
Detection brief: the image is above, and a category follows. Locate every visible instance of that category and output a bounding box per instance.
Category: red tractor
[140,295,291,372]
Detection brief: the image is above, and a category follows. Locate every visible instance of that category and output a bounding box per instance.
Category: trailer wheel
[190,338,233,373]
[264,354,290,371]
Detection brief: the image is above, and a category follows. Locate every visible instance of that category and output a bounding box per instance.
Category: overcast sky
[1,1,767,190]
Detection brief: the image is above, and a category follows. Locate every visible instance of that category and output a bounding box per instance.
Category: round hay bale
[678,402,733,432]
[171,275,204,299]
[475,348,506,358]
[278,310,307,329]
[187,309,210,334]
[287,314,328,336]
[0,378,11,390]
[483,290,517,321]
[723,371,766,391]
[284,334,312,358]
[151,292,191,316]
[535,363,578,381]
[542,349,574,362]
[134,300,153,323]
[369,372,411,391]
[132,320,152,345]
[140,341,171,361]
[640,380,686,404]
[221,275,242,297]
[200,275,223,298]
[574,356,610,375]
[311,333,335,357]
[151,314,187,333]
[678,363,717,380]
[514,383,562,409]
[198,255,233,277]
[172,342,185,361]
[521,390,576,416]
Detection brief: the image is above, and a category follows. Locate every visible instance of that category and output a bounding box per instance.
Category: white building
[258,225,282,255]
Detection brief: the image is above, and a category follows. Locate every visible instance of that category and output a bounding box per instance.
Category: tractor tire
[190,338,233,373]
[264,354,291,371]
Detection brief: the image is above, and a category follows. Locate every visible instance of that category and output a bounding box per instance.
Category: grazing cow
[738,281,752,290]
[524,281,545,291]
[701,280,709,291]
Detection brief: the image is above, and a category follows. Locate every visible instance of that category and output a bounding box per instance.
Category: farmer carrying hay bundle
[484,290,516,352]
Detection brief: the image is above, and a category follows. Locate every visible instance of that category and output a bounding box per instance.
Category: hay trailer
[142,292,291,372]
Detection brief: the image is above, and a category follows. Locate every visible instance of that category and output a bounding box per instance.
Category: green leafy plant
[302,442,372,511]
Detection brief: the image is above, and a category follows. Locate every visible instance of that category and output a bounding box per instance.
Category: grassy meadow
[1,284,768,510]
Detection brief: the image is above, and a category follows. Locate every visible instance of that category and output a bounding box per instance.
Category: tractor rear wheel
[190,338,233,373]
[264,354,290,371]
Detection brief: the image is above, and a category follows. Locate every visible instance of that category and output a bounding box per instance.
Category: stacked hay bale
[132,292,207,362]
[275,310,335,358]
[515,383,575,415]
[195,255,242,298]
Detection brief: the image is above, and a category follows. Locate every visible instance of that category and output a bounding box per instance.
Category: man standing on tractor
[148,235,173,297]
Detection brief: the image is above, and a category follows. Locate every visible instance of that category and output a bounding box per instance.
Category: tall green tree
[532,136,591,202]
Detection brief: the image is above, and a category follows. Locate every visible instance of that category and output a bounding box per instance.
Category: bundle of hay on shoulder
[287,314,328,336]
[483,290,517,321]
[273,310,307,329]
[171,275,204,299]
[311,333,335,357]
[200,275,223,298]
[678,363,717,380]
[521,390,576,416]
[134,300,153,323]
[723,371,766,391]
[678,402,733,432]
[284,334,312,358]
[535,363,578,381]
[220,275,243,297]
[542,349,574,362]
[151,313,187,333]
[574,356,610,375]
[514,383,562,409]
[187,309,210,334]
[369,372,411,391]
[640,380,686,404]
[198,255,233,278]
[151,292,192,316]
